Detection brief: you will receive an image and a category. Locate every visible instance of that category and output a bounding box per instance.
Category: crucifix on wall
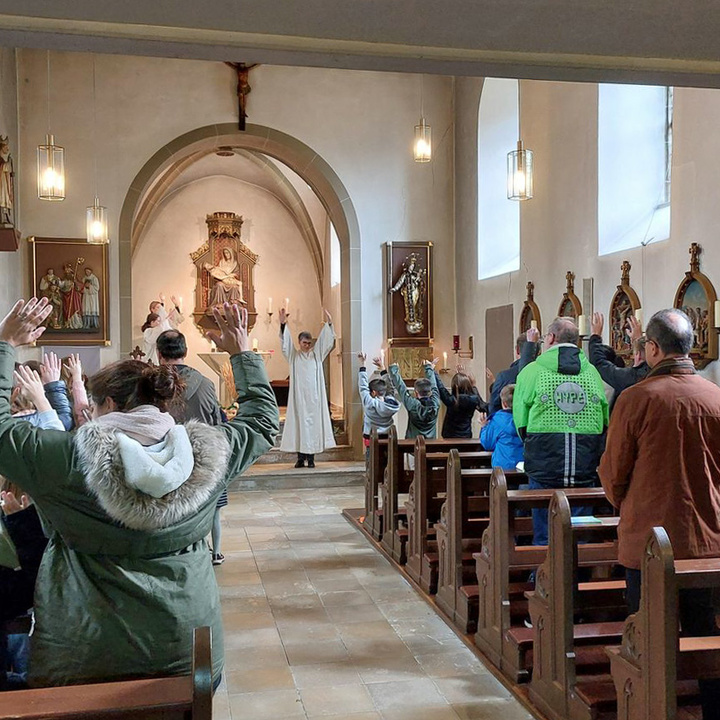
[224,62,259,131]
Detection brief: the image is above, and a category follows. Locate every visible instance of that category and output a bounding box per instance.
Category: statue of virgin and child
[203,247,245,307]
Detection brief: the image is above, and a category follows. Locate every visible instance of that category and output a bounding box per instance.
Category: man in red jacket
[599,308,720,720]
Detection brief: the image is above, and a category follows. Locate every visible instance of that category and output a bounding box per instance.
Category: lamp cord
[46,51,50,135]
[92,56,97,199]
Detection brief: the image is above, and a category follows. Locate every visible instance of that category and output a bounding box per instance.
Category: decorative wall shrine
[609,260,641,366]
[558,271,582,319]
[519,281,542,334]
[190,212,258,332]
[386,241,433,380]
[673,242,718,368]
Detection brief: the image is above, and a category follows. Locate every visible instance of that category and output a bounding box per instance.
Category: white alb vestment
[143,326,164,365]
[280,322,336,454]
[157,304,184,332]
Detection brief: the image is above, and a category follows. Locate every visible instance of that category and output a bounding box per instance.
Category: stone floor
[212,486,535,720]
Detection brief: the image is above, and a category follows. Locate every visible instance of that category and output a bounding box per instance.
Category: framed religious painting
[557,270,582,319]
[386,241,433,348]
[190,212,258,332]
[673,242,718,368]
[28,236,110,346]
[519,281,542,334]
[609,260,641,366]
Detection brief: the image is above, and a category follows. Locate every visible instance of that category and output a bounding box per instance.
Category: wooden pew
[3,626,213,720]
[607,527,720,720]
[379,429,482,563]
[363,429,388,540]
[527,491,627,720]
[474,470,611,682]
[405,437,492,593]
[435,451,522,633]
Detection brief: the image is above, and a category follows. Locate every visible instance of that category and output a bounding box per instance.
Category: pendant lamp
[37,52,65,201]
[413,76,432,163]
[507,82,534,200]
[86,58,108,244]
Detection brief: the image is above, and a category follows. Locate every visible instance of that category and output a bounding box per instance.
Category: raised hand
[0,490,30,516]
[357,351,367,364]
[627,315,642,342]
[14,365,51,412]
[40,351,62,384]
[0,298,52,347]
[159,293,166,303]
[170,295,181,308]
[485,367,495,384]
[372,355,385,370]
[526,326,540,344]
[206,303,248,355]
[478,412,489,428]
[591,312,604,338]
[323,309,332,324]
[65,353,84,385]
[279,307,288,324]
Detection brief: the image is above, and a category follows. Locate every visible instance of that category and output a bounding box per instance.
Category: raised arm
[512,365,536,441]
[40,352,73,430]
[434,370,455,408]
[316,311,336,360]
[279,307,295,362]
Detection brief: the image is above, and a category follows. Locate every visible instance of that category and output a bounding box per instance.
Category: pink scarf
[94,405,176,446]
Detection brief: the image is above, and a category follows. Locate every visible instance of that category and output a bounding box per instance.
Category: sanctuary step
[255,444,356,465]
[229,460,365,490]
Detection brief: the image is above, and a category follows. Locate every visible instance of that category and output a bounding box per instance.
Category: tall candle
[530,320,538,330]
[285,297,290,312]
[380,348,385,366]
[267,297,273,314]
[178,296,183,311]
[443,351,448,369]
[715,301,720,328]
[635,308,643,327]
[210,340,216,352]
[578,315,588,336]
[252,338,259,351]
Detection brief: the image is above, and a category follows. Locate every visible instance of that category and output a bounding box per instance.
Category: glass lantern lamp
[507,140,534,200]
[86,197,109,244]
[37,134,65,201]
[414,118,432,163]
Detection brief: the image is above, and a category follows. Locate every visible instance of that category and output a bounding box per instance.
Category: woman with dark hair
[0,298,279,688]
[141,311,163,365]
[434,366,488,439]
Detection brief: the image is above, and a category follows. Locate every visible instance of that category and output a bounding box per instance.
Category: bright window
[598,84,672,255]
[477,78,521,280]
[330,223,341,288]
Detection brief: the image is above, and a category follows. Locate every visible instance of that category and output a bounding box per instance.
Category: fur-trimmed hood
[75,420,231,531]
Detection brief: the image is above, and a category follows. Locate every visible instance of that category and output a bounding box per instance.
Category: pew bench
[3,626,212,720]
[607,528,720,720]
[363,429,389,540]
[474,471,612,683]
[526,492,627,720]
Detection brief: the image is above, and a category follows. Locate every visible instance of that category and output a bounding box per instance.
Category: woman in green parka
[0,298,279,688]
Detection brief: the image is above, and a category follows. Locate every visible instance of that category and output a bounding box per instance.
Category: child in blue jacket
[480,384,524,470]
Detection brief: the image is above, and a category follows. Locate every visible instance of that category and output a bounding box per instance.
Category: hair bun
[140,365,184,407]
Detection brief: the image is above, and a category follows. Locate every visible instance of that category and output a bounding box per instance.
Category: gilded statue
[389,253,426,334]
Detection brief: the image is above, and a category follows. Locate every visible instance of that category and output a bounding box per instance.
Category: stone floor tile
[366,679,448,711]
[319,589,375,607]
[324,603,387,625]
[225,665,295,694]
[433,675,512,705]
[378,601,436,622]
[336,621,398,642]
[354,655,428,685]
[300,683,376,717]
[221,610,276,632]
[269,593,325,611]
[283,638,351,666]
[224,644,288,671]
[414,651,490,678]
[381,707,461,720]
[277,620,341,644]
[291,661,363,689]
[227,689,305,719]
[450,699,535,720]
[222,625,285,650]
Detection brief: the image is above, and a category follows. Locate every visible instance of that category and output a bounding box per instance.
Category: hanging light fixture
[507,81,534,200]
[86,57,108,244]
[37,52,65,201]
[413,76,432,163]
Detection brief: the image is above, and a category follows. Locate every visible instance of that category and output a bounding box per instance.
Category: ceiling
[2,2,720,88]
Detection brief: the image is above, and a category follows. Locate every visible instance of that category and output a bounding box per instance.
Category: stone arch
[118,123,362,452]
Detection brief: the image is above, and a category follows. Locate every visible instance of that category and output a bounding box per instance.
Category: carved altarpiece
[190,212,258,332]
[673,242,718,368]
[557,271,582,319]
[519,281,542,334]
[609,260,641,366]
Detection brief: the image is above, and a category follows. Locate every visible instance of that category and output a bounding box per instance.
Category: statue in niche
[389,253,426,335]
[0,135,15,227]
[204,247,245,305]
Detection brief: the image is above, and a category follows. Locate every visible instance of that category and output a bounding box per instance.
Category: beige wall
[14,51,456,386]
[455,79,720,382]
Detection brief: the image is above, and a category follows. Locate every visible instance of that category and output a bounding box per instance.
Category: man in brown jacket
[599,308,720,719]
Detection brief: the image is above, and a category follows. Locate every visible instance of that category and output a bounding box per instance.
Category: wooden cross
[225,62,259,131]
[130,345,146,361]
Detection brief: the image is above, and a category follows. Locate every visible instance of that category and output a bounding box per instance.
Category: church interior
[3,3,720,719]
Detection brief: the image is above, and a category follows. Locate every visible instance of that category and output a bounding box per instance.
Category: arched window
[598,84,672,255]
[477,78,521,280]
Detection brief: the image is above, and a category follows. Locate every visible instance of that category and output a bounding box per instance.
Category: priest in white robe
[279,307,336,467]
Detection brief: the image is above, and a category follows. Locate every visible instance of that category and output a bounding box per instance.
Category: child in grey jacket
[358,353,400,447]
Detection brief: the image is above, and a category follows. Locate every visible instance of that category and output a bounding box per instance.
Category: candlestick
[634,308,643,327]
[530,320,538,330]
[285,297,290,313]
[210,340,217,352]
[178,296,183,312]
[380,348,385,366]
[267,297,273,314]
[715,301,720,329]
[443,351,448,369]
[578,315,588,336]
[252,338,259,352]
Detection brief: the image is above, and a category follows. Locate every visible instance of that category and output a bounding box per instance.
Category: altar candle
[267,297,273,314]
[178,296,183,311]
[578,315,588,336]
[634,308,643,327]
[252,338,259,352]
[380,348,385,366]
[443,351,448,369]
[210,340,217,352]
[715,301,720,328]
[285,297,290,312]
[530,320,538,330]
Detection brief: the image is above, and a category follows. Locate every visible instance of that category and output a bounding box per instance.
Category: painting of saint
[559,298,575,319]
[82,267,101,329]
[203,247,244,306]
[39,268,63,329]
[682,279,710,353]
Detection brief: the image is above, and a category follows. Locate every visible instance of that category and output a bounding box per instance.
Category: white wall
[456,79,720,382]
[15,51,456,372]
[132,175,322,385]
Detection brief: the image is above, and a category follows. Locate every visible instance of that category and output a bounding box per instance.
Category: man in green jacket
[387,358,440,439]
[0,298,279,688]
[514,316,609,545]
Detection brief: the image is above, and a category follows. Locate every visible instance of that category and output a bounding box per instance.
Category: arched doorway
[118,123,363,454]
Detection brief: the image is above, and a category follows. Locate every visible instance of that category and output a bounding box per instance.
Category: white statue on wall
[0,135,14,227]
[204,247,244,306]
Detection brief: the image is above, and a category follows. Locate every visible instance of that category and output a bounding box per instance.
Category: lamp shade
[37,134,65,201]
[507,140,534,200]
[414,118,432,163]
[86,197,109,244]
